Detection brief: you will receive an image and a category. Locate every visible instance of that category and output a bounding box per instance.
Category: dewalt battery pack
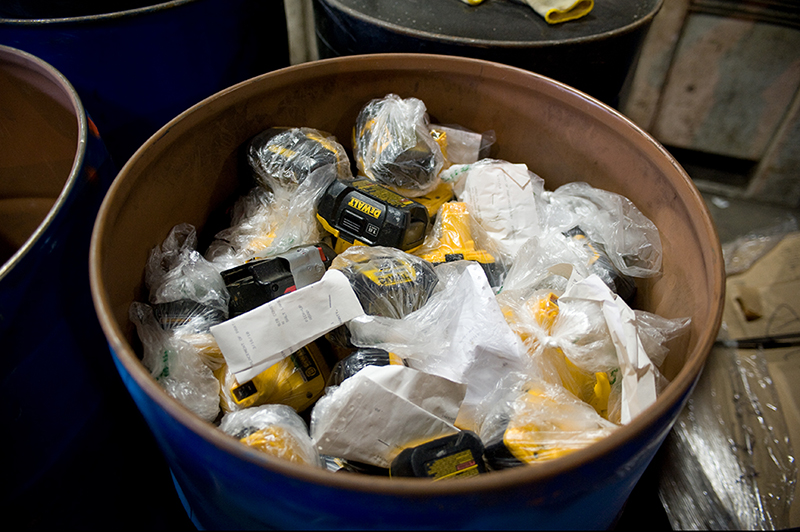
[221,243,336,318]
[328,348,406,386]
[353,94,443,197]
[247,127,349,190]
[332,248,439,318]
[316,179,429,253]
[390,430,487,480]
[219,340,332,414]
[152,298,226,332]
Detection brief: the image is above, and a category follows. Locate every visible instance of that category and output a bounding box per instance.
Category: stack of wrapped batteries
[130,93,690,479]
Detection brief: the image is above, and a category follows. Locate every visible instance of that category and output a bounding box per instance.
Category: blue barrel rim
[315,0,664,49]
[0,44,88,282]
[0,0,196,25]
[89,52,725,497]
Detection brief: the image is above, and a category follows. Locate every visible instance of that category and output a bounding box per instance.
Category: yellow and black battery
[218,340,333,414]
[316,178,429,254]
[220,243,336,318]
[247,127,349,190]
[390,430,487,480]
[416,201,505,287]
[353,97,442,196]
[482,385,614,470]
[328,348,407,386]
[332,248,439,318]
[152,298,226,332]
[563,226,637,303]
[231,423,316,466]
[152,298,228,368]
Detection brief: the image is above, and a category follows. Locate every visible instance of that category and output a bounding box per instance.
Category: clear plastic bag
[633,310,692,369]
[499,273,690,424]
[501,232,594,295]
[327,348,407,387]
[205,186,278,267]
[247,127,351,193]
[133,223,230,421]
[145,223,230,315]
[542,181,662,278]
[206,164,340,269]
[150,299,227,370]
[219,403,321,467]
[476,373,619,470]
[498,288,622,421]
[330,245,439,319]
[348,261,536,431]
[353,93,444,197]
[428,124,495,168]
[414,201,510,291]
[440,158,546,259]
[130,302,221,422]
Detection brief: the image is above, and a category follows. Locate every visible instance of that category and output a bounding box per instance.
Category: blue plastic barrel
[0,0,290,168]
[0,43,118,512]
[90,54,725,529]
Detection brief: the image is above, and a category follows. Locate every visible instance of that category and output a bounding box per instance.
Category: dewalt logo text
[348,197,382,219]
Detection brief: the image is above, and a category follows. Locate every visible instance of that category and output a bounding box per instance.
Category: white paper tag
[311,365,465,468]
[210,269,365,382]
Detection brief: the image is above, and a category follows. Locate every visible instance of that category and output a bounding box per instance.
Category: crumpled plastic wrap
[498,272,690,424]
[205,165,339,269]
[475,373,618,470]
[722,217,798,275]
[348,261,537,431]
[498,287,622,421]
[131,223,229,422]
[130,301,222,423]
[145,223,230,315]
[658,332,797,530]
[500,231,596,297]
[219,404,321,467]
[428,124,495,169]
[440,158,546,259]
[541,181,662,279]
[247,127,351,193]
[353,93,444,197]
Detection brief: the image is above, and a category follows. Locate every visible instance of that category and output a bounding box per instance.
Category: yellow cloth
[459,0,594,25]
[523,0,594,23]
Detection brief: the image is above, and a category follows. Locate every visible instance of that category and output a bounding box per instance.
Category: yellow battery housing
[218,341,331,414]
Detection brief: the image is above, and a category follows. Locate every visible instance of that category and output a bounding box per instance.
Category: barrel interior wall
[0,56,77,265]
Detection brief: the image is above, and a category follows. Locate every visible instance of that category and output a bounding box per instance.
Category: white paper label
[210,269,365,382]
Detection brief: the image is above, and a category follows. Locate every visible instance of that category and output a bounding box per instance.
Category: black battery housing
[316,179,429,251]
[390,430,487,480]
[247,127,346,189]
[221,243,335,318]
[337,251,439,318]
[152,299,226,332]
[328,348,406,386]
